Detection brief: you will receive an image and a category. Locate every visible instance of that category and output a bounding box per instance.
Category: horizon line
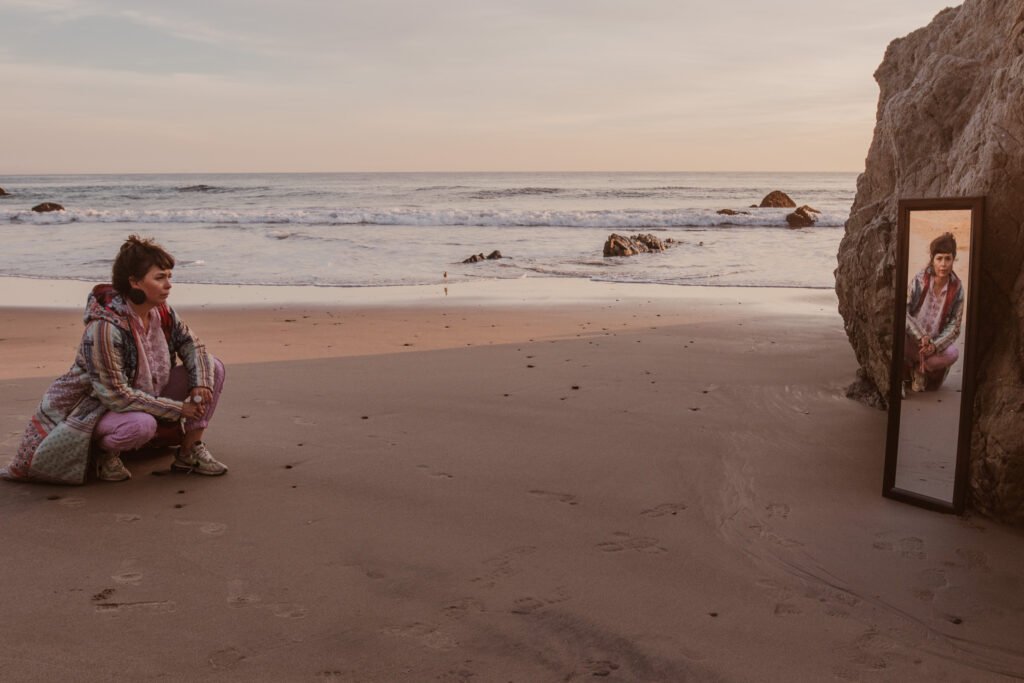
[1,169,863,176]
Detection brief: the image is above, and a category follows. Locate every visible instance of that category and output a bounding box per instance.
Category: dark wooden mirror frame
[883,196,985,514]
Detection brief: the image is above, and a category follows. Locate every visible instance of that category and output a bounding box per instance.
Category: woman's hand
[181,400,202,420]
[188,387,211,409]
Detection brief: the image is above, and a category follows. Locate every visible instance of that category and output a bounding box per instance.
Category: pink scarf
[127,307,171,396]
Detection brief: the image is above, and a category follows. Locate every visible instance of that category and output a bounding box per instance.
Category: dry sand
[1,280,1022,682]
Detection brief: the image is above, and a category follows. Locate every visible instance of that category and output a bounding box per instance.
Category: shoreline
[0,274,838,312]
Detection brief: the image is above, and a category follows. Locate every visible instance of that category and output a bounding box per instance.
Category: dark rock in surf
[759,191,797,208]
[785,206,820,228]
[32,202,65,212]
[603,233,667,257]
[463,250,503,264]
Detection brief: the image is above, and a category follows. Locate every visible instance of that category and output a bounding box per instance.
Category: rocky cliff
[835,0,1024,522]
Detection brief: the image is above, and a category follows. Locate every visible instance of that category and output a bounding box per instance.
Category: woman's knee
[98,414,158,451]
[212,356,226,389]
[925,346,959,371]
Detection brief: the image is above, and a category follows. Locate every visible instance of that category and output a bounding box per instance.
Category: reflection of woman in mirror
[905,232,964,393]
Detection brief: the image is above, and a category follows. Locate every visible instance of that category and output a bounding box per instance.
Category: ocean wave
[468,187,564,199]
[175,183,258,193]
[0,206,847,229]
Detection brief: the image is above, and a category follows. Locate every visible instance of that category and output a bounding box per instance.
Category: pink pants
[904,335,959,372]
[93,358,225,453]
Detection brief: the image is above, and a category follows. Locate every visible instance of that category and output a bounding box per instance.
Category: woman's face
[931,252,954,278]
[129,265,173,305]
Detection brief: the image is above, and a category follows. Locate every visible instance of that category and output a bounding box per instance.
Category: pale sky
[0,0,956,174]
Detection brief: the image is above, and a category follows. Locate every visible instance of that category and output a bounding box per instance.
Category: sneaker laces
[188,441,216,464]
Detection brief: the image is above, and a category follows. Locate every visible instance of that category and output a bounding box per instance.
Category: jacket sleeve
[905,273,926,341]
[169,309,215,390]
[86,320,184,418]
[932,287,964,352]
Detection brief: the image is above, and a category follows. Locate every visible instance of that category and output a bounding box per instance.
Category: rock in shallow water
[603,233,667,257]
[31,202,64,212]
[759,191,797,208]
[834,0,1024,523]
[462,250,503,264]
[785,205,820,228]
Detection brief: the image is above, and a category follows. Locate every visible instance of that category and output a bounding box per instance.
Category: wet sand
[1,281,1022,681]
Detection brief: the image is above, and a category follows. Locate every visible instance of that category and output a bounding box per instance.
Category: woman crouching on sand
[1,235,227,484]
[904,231,964,393]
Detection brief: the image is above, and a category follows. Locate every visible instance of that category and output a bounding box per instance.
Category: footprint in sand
[582,659,621,677]
[832,628,897,680]
[640,502,687,517]
[416,464,454,479]
[383,622,457,650]
[913,568,949,602]
[174,520,228,536]
[115,513,141,523]
[267,602,308,619]
[528,489,579,506]
[956,548,991,571]
[597,532,667,554]
[773,603,801,616]
[208,647,246,670]
[471,546,536,587]
[292,416,317,426]
[510,597,546,614]
[94,600,176,614]
[918,568,948,589]
[58,497,87,508]
[510,587,570,615]
[113,571,143,586]
[226,580,261,609]
[871,534,927,560]
[765,502,790,519]
[898,537,926,560]
[443,597,486,620]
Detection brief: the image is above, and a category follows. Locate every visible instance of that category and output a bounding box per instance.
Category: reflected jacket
[1,285,214,485]
[906,267,964,353]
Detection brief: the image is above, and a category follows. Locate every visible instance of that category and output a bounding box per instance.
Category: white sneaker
[911,370,927,393]
[171,441,228,476]
[97,451,131,482]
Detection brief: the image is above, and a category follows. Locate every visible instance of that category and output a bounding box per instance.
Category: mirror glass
[884,198,983,513]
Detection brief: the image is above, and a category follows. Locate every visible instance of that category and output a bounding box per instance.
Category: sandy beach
[2,279,1022,682]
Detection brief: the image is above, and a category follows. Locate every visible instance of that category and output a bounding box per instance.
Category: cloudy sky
[0,0,956,173]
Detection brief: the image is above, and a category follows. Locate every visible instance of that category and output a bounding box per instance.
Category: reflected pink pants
[93,358,225,453]
[904,335,959,372]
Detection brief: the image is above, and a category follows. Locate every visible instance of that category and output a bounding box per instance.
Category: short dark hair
[929,232,957,259]
[111,235,175,297]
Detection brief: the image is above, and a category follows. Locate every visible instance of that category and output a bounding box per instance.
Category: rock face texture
[835,0,1024,522]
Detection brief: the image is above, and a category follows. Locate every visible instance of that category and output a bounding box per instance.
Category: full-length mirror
[883,197,984,513]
